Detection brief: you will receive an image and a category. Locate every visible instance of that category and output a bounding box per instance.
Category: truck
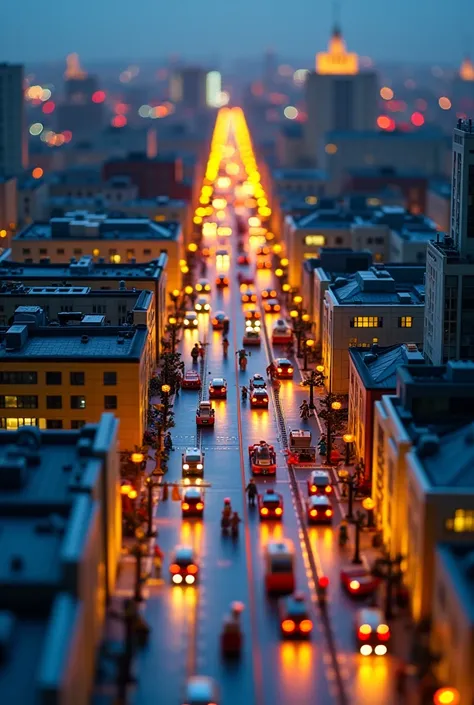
[286,429,317,467]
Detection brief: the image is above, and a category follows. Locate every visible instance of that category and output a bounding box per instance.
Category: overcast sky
[2,0,472,66]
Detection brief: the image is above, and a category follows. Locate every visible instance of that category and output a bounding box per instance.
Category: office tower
[424,119,474,363]
[304,25,377,165]
[0,63,27,177]
[56,54,104,139]
[263,49,277,90]
[171,67,208,111]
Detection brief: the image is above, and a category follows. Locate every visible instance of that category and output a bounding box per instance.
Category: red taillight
[182,503,190,510]
[196,502,204,510]
[263,397,268,402]
[318,576,329,589]
[325,485,332,493]
[281,619,295,633]
[169,563,181,574]
[358,625,372,640]
[275,507,283,516]
[310,509,318,517]
[252,295,256,301]
[261,507,269,516]
[274,305,281,311]
[310,484,317,492]
[299,619,313,633]
[349,580,360,591]
[325,509,333,517]
[212,318,218,325]
[221,387,226,392]
[242,295,249,302]
[377,624,390,640]
[187,564,198,574]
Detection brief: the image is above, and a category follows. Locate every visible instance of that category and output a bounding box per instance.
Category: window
[71,420,86,429]
[399,316,413,328]
[143,249,151,256]
[0,395,38,409]
[446,509,474,532]
[348,337,358,347]
[70,372,85,385]
[46,371,62,385]
[335,236,343,245]
[22,248,31,255]
[351,316,383,328]
[73,248,82,256]
[304,235,325,246]
[46,396,62,409]
[104,395,117,409]
[0,371,37,384]
[57,249,65,255]
[126,249,135,261]
[372,337,379,344]
[39,248,48,255]
[71,395,86,409]
[46,420,63,429]
[103,372,117,386]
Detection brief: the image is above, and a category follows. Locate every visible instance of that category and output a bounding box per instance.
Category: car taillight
[196,502,204,510]
[185,575,195,585]
[271,291,276,297]
[325,485,332,493]
[242,295,248,302]
[310,484,317,492]
[263,397,268,402]
[299,619,312,633]
[281,619,295,633]
[275,507,283,516]
[274,305,281,311]
[377,624,390,640]
[193,320,198,326]
[187,564,198,574]
[251,295,256,301]
[349,580,360,591]
[221,387,226,392]
[261,507,269,515]
[183,463,190,470]
[325,509,333,517]
[182,503,190,510]
[184,320,189,326]
[288,367,294,373]
[277,367,282,373]
[358,624,372,639]
[169,563,181,574]
[172,574,183,584]
[310,509,318,517]
[360,645,373,656]
[212,319,218,325]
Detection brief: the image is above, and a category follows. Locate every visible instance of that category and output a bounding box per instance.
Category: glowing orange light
[281,619,296,633]
[92,90,106,103]
[438,96,452,110]
[299,619,312,633]
[32,167,44,179]
[377,115,391,130]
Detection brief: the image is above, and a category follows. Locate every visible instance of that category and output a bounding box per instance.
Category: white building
[0,63,27,177]
[304,26,377,165]
[424,119,474,364]
[322,266,425,393]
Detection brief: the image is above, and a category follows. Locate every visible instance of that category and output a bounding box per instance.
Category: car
[249,441,277,475]
[261,287,278,300]
[243,327,261,346]
[249,374,266,391]
[257,258,272,270]
[195,278,211,293]
[340,565,381,597]
[201,247,211,258]
[216,248,229,258]
[355,607,390,656]
[244,306,261,322]
[241,287,257,303]
[211,311,229,330]
[307,469,333,496]
[182,447,205,477]
[274,358,294,379]
[278,593,313,639]
[181,487,205,517]
[250,388,269,408]
[263,298,281,313]
[195,296,211,313]
[169,546,200,585]
[237,269,255,286]
[237,254,250,266]
[258,489,283,519]
[245,317,261,329]
[196,401,215,426]
[272,320,293,345]
[307,495,333,524]
[183,311,199,328]
[208,377,227,399]
[256,245,271,257]
[183,676,220,705]
[215,273,229,288]
[181,370,202,390]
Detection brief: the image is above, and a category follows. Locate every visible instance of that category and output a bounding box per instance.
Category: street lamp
[132,526,148,602]
[362,497,375,528]
[167,315,178,353]
[433,688,460,705]
[275,268,284,277]
[161,384,171,423]
[316,364,324,374]
[326,400,342,465]
[131,452,145,484]
[303,338,314,371]
[293,295,303,312]
[343,433,355,466]
[170,288,180,313]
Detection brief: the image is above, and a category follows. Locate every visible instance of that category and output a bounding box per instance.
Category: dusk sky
[2,0,472,66]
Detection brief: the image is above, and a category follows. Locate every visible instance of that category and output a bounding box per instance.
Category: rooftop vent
[119,280,126,291]
[0,455,27,490]
[81,335,89,344]
[5,324,28,351]
[77,437,93,457]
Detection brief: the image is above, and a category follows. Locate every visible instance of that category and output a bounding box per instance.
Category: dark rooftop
[273,168,326,181]
[15,215,180,242]
[414,422,474,489]
[0,253,167,280]
[437,543,474,622]
[350,343,424,390]
[325,128,450,143]
[328,266,425,305]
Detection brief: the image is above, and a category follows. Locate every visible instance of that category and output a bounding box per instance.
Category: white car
[183,311,199,327]
[182,447,205,477]
[183,676,220,705]
[195,296,211,313]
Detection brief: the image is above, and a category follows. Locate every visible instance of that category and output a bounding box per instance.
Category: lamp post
[339,470,359,521]
[167,316,178,354]
[131,451,145,485]
[433,688,460,705]
[303,368,325,409]
[351,510,365,564]
[293,294,303,313]
[132,526,148,602]
[161,384,171,424]
[282,282,291,305]
[342,433,355,466]
[362,497,375,528]
[145,476,159,538]
[169,288,180,314]
[372,553,404,620]
[326,400,342,465]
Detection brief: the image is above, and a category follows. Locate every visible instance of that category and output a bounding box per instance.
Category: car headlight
[204,305,210,310]
[184,319,189,326]
[288,367,294,373]
[193,320,198,326]
[183,463,190,470]
[197,463,203,470]
[172,574,183,584]
[196,305,202,310]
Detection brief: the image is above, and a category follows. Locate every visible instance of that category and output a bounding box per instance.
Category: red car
[258,490,283,519]
[307,470,333,496]
[278,593,313,639]
[274,358,294,379]
[208,377,227,399]
[250,388,269,408]
[257,258,272,270]
[215,274,229,288]
[181,370,202,390]
[307,495,333,524]
[340,565,381,598]
[181,487,204,518]
[249,442,277,475]
[237,254,250,266]
[238,269,255,286]
[263,298,281,313]
[261,288,277,300]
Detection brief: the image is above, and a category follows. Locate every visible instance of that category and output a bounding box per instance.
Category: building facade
[0,63,27,177]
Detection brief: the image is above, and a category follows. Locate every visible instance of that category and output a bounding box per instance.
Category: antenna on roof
[333,0,341,34]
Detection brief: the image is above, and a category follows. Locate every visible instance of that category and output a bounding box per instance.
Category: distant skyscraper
[304,25,377,165]
[452,56,474,119]
[424,119,474,363]
[171,67,208,111]
[56,54,104,139]
[263,49,277,90]
[0,63,27,177]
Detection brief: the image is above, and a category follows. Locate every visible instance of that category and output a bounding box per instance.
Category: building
[102,153,191,201]
[343,167,428,214]
[0,176,17,250]
[0,285,157,358]
[372,361,474,583]
[11,212,182,291]
[56,54,104,139]
[49,167,138,204]
[276,124,312,168]
[0,64,27,178]
[424,119,474,364]
[431,543,474,703]
[452,57,474,119]
[321,129,450,195]
[322,265,425,393]
[0,254,167,353]
[170,67,208,111]
[348,343,424,480]
[426,179,450,232]
[0,318,152,450]
[304,26,377,165]
[405,422,474,620]
[0,415,121,703]
[16,175,49,228]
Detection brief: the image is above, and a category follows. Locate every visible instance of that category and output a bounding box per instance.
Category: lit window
[154,214,166,222]
[93,248,100,257]
[399,316,413,328]
[446,509,474,533]
[351,316,383,328]
[304,235,325,246]
[372,337,379,344]
[348,338,358,347]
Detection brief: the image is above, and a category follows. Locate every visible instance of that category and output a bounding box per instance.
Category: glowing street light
[433,688,460,705]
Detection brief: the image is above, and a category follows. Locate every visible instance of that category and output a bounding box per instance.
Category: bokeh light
[283,106,298,120]
[438,96,452,110]
[111,115,127,128]
[411,112,425,127]
[325,143,338,155]
[29,123,44,136]
[42,101,55,114]
[32,167,44,179]
[380,87,394,100]
[92,90,106,104]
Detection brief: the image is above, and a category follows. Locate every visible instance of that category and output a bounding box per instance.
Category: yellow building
[0,321,152,451]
